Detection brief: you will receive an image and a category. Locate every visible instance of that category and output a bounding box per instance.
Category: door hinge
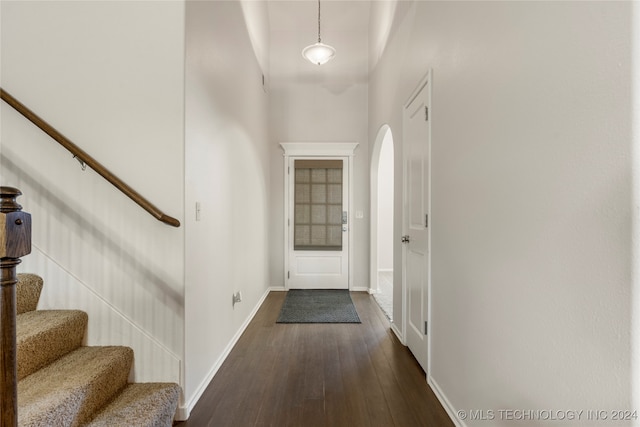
[287,271,290,279]
[425,106,429,121]
[288,166,290,175]
[288,218,290,226]
[425,214,428,228]
[424,321,428,335]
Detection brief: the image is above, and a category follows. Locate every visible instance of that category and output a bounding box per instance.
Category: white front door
[287,157,349,289]
[402,72,431,373]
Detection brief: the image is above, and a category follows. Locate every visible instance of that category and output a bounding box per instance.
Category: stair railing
[0,187,32,427]
[0,89,180,228]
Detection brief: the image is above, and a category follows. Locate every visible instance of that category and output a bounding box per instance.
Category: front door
[402,72,431,373]
[287,158,349,289]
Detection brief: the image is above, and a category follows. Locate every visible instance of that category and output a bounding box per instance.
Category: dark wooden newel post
[0,187,31,427]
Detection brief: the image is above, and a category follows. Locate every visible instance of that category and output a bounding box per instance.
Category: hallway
[177,291,453,426]
[1,1,633,421]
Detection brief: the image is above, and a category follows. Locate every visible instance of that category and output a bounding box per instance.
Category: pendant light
[302,0,335,65]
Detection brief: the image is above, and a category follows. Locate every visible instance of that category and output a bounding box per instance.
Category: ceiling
[265,0,372,82]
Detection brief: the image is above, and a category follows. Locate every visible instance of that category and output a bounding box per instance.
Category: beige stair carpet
[18,346,133,427]
[14,273,181,426]
[86,383,181,427]
[17,310,87,380]
[16,273,43,314]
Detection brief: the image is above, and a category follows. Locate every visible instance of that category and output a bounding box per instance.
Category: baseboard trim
[428,375,463,427]
[178,286,272,421]
[175,404,189,421]
[350,286,369,292]
[390,322,404,344]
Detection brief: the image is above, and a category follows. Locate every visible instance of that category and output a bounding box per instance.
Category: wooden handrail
[0,89,180,227]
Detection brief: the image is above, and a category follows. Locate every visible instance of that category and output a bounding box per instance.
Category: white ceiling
[266,0,370,32]
[266,0,372,82]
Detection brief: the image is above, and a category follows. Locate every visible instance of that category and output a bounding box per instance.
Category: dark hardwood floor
[175,291,454,427]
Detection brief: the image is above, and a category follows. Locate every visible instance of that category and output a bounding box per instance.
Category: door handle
[401,235,410,243]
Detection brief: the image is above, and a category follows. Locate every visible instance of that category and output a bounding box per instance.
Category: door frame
[280,142,358,290]
[402,70,432,373]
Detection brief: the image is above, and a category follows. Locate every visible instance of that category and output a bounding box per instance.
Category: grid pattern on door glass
[294,160,343,250]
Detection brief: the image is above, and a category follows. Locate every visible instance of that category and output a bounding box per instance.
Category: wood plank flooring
[175,291,454,427]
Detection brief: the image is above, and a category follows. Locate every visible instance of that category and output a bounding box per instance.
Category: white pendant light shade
[302,42,336,65]
[302,0,335,65]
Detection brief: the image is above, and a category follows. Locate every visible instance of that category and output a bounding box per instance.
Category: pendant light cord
[317,0,322,43]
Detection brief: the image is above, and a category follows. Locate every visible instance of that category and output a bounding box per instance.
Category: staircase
[15,273,180,427]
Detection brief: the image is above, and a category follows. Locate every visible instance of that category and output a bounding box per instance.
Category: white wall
[369,1,633,425]
[1,0,185,384]
[268,29,370,290]
[633,1,640,417]
[184,0,271,415]
[240,0,270,80]
[377,129,394,271]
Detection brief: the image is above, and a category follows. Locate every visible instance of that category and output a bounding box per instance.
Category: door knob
[401,235,410,243]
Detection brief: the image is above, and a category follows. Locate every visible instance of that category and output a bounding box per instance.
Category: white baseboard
[269,286,286,291]
[428,375,464,427]
[350,286,369,292]
[390,322,404,344]
[175,404,189,421]
[177,287,272,421]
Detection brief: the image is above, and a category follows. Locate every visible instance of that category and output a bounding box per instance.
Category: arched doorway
[370,126,394,320]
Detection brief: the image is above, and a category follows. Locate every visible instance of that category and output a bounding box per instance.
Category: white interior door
[287,157,349,289]
[403,73,431,373]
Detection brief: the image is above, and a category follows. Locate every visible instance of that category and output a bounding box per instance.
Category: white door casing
[402,72,431,374]
[281,143,358,290]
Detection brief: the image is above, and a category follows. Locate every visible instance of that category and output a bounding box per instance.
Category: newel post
[0,187,31,427]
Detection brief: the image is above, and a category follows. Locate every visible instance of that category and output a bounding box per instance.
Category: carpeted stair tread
[14,272,180,424]
[18,346,133,427]
[85,383,181,427]
[16,273,43,314]
[17,310,87,380]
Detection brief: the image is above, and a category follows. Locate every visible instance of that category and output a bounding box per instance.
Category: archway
[370,125,394,320]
